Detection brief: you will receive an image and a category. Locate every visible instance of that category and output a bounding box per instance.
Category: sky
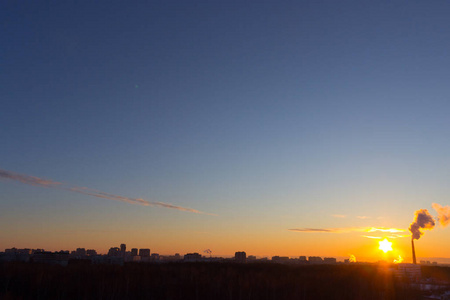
[2,1,450,262]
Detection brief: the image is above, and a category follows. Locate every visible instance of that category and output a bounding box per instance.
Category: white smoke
[432,203,450,227]
[409,209,435,240]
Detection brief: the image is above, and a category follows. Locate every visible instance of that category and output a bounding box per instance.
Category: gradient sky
[2,1,450,261]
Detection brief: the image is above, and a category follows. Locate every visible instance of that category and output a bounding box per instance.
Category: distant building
[299,256,307,262]
[131,248,138,256]
[107,257,124,266]
[259,257,268,262]
[86,249,97,256]
[395,263,421,281]
[235,251,247,263]
[184,253,202,262]
[76,248,86,256]
[308,256,323,263]
[108,247,120,257]
[248,255,256,261]
[139,248,150,257]
[120,244,126,256]
[33,251,69,266]
[162,253,182,262]
[18,249,32,255]
[5,248,32,255]
[323,257,337,264]
[272,256,290,264]
[151,253,160,261]
[1,248,31,262]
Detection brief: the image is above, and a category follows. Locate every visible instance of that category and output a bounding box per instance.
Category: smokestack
[409,208,435,265]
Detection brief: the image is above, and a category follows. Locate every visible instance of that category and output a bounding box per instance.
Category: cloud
[432,203,450,227]
[332,214,346,218]
[289,228,341,233]
[388,234,410,238]
[288,227,406,234]
[362,234,409,239]
[289,228,354,233]
[0,168,215,215]
[366,227,405,233]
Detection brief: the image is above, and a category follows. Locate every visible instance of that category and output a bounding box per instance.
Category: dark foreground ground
[1,262,450,300]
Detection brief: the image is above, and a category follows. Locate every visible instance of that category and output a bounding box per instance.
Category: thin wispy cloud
[389,234,410,238]
[288,227,406,234]
[289,228,341,233]
[366,227,404,233]
[0,168,215,215]
[362,234,409,239]
[289,228,357,233]
[332,214,346,218]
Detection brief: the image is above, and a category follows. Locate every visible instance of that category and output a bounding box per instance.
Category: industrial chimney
[411,238,417,265]
[409,208,435,265]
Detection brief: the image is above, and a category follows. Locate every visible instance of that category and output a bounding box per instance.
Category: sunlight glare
[378,239,392,253]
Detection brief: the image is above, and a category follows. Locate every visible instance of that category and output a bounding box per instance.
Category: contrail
[0,169,61,187]
[0,168,216,215]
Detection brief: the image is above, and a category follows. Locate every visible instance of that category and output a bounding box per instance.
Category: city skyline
[3,244,437,265]
[3,1,450,262]
[0,244,445,266]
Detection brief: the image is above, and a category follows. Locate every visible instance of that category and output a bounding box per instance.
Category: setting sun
[378,239,393,253]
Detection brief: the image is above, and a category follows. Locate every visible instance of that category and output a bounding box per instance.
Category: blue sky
[2,1,450,258]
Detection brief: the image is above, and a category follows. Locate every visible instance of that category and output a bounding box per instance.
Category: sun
[378,239,393,253]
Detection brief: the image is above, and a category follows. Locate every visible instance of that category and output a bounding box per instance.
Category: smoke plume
[432,203,450,227]
[0,168,215,215]
[409,209,435,240]
[393,255,403,264]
